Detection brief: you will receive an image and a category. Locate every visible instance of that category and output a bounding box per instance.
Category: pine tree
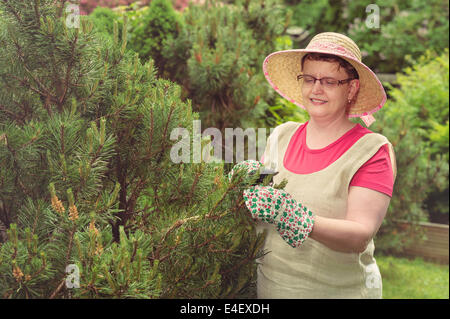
[0,0,265,298]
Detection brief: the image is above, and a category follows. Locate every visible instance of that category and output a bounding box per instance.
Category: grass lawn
[376,254,449,299]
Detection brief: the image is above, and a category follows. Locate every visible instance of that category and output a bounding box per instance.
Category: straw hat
[263,32,386,126]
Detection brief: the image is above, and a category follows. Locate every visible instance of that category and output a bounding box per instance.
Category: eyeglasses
[297,74,355,89]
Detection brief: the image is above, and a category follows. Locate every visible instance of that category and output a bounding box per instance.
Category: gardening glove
[243,185,315,248]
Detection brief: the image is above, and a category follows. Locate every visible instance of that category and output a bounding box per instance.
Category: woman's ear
[348,79,360,101]
[345,79,360,115]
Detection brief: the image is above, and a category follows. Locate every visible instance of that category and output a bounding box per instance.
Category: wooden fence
[400,221,449,264]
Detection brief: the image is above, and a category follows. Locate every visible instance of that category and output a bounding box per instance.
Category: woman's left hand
[243,185,315,248]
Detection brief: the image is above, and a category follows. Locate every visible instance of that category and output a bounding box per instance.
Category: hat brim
[263,49,387,118]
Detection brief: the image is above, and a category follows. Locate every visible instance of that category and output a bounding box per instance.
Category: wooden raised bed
[401,221,449,264]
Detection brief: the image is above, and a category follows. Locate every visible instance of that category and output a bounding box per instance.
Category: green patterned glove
[243,185,315,248]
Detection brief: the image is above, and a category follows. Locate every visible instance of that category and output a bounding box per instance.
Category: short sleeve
[349,144,395,197]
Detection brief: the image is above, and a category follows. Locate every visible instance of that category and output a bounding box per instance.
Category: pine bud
[134,248,143,280]
[133,53,139,76]
[90,121,99,139]
[51,194,65,215]
[100,117,106,145]
[74,234,82,259]
[70,97,77,117]
[87,128,93,153]
[32,234,38,254]
[25,227,32,253]
[149,259,159,280]
[78,161,84,181]
[12,261,24,282]
[104,265,116,292]
[46,16,53,34]
[113,21,119,45]
[67,189,75,207]
[69,204,79,222]
[108,182,121,208]
[8,223,18,248]
[89,220,99,237]
[60,154,67,177]
[120,16,128,56]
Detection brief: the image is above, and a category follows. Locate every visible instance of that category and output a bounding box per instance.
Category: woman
[235,32,397,298]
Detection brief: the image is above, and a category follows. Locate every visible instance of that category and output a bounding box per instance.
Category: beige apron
[257,121,396,299]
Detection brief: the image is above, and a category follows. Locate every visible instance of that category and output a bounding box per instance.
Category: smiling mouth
[310,98,327,105]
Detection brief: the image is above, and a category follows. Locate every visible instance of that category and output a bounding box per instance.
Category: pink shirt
[276,122,394,197]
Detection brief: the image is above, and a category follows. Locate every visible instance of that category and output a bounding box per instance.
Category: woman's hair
[301,53,359,79]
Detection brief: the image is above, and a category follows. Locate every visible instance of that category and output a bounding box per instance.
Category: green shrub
[88,6,124,41]
[288,0,449,73]
[348,0,449,73]
[266,97,309,127]
[372,50,449,253]
[162,0,292,131]
[127,0,182,75]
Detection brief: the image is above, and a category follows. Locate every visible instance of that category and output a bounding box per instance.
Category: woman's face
[301,59,359,122]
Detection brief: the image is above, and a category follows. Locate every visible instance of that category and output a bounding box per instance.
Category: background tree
[163,0,292,132]
[0,0,265,298]
[126,0,182,77]
[371,50,449,253]
[287,0,449,73]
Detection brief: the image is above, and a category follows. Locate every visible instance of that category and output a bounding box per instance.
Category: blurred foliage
[162,0,292,132]
[88,6,124,41]
[371,50,449,253]
[87,0,182,77]
[79,0,139,15]
[287,0,449,73]
[126,0,182,75]
[266,97,309,127]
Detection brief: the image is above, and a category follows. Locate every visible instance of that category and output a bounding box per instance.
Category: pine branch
[58,30,79,108]
[4,139,34,198]
[11,39,56,108]
[1,0,22,24]
[54,0,68,19]
[0,217,7,243]
[0,104,24,125]
[155,101,176,164]
[49,279,65,299]
[33,0,41,28]
[185,167,202,206]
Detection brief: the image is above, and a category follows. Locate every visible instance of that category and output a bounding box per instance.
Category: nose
[311,79,324,94]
